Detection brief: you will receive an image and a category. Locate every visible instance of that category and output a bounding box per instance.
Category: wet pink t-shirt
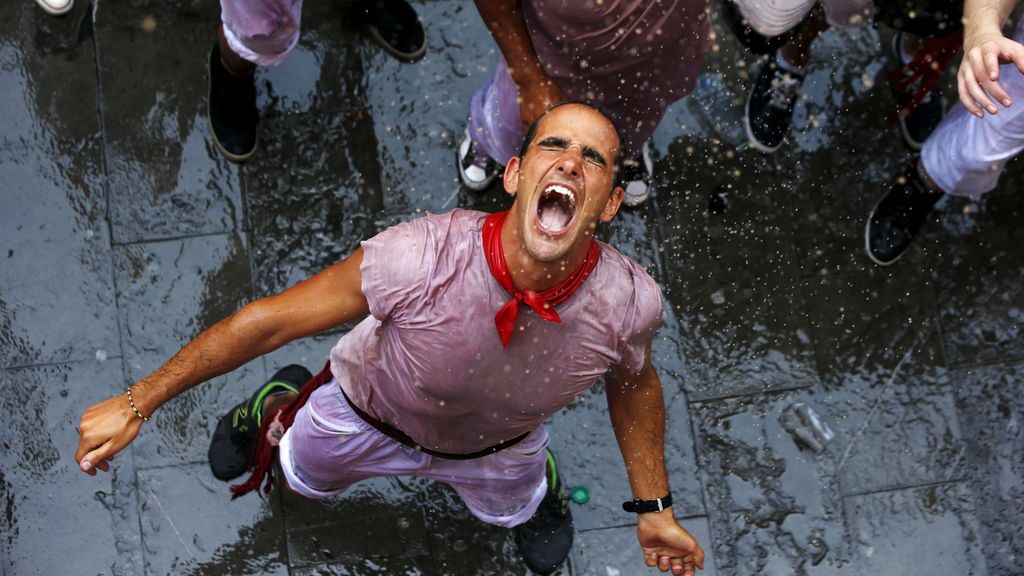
[330,209,663,455]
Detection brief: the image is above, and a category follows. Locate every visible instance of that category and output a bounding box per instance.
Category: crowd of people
[53,0,1022,574]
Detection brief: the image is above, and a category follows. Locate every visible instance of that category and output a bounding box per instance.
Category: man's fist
[74,393,143,476]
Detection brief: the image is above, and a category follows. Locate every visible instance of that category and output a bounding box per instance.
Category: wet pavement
[1,0,1022,574]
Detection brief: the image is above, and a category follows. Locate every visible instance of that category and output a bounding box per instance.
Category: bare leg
[218,25,256,77]
[779,9,828,69]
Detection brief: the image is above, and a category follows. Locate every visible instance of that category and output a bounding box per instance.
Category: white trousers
[922,20,1024,198]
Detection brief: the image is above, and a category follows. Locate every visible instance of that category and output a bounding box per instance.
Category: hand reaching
[637,511,706,575]
[74,393,144,476]
[958,30,1024,116]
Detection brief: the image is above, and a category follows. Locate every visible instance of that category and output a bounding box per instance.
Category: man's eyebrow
[537,136,569,148]
[536,136,608,166]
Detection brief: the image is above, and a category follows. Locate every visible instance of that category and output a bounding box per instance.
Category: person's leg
[865,45,1024,265]
[422,428,573,574]
[743,7,827,152]
[459,57,523,191]
[210,0,303,162]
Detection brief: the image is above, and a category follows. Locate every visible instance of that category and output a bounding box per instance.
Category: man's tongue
[538,200,571,232]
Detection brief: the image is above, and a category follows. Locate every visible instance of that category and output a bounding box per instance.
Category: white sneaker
[35,0,74,15]
[621,141,654,207]
[457,128,499,192]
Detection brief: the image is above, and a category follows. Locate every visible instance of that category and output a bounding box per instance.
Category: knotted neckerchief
[482,210,601,348]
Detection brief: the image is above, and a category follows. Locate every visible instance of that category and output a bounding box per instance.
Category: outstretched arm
[473,0,565,130]
[606,347,705,575]
[74,249,369,475]
[958,0,1024,116]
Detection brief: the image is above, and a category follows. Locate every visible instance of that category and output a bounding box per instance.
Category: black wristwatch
[622,492,673,514]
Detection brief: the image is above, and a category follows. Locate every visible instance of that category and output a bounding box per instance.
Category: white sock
[775,49,805,75]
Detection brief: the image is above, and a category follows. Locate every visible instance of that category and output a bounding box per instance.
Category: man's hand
[959,30,1024,116]
[637,510,705,575]
[74,392,143,476]
[517,74,566,129]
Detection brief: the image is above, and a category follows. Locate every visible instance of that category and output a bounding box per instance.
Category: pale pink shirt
[329,209,664,455]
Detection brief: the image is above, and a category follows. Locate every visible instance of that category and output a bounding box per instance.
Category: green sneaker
[207,365,310,481]
[515,449,574,574]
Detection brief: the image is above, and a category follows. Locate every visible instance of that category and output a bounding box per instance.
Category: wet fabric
[922,20,1024,197]
[468,0,710,161]
[220,0,306,66]
[279,381,550,527]
[729,0,874,37]
[331,209,664,455]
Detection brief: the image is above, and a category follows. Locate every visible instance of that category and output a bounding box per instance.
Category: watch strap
[622,492,672,514]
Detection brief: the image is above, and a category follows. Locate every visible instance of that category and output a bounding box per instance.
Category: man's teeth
[545,184,576,205]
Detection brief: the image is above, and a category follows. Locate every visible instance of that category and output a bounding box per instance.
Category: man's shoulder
[594,241,662,298]
[388,209,487,245]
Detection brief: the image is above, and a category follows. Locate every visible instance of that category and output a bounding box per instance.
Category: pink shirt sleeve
[359,217,439,324]
[617,265,665,374]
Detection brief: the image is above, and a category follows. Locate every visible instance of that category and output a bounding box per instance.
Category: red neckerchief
[482,210,601,348]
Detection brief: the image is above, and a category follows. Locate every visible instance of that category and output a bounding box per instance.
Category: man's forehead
[535,105,619,148]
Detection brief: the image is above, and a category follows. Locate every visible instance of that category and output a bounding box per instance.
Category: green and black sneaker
[515,449,574,575]
[207,364,311,481]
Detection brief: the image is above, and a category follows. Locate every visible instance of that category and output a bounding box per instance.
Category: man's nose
[556,149,582,179]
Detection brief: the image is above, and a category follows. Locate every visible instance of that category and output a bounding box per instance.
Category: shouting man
[74,103,705,575]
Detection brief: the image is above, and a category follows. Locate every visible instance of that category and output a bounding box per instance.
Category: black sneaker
[621,141,654,207]
[515,449,573,575]
[208,364,311,481]
[353,0,426,62]
[891,33,944,151]
[865,161,944,266]
[207,43,259,163]
[744,55,805,153]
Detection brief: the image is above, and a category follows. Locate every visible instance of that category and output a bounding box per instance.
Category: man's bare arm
[473,0,564,130]
[606,348,705,575]
[73,249,369,475]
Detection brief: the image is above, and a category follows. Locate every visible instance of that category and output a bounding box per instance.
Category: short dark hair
[517,101,624,186]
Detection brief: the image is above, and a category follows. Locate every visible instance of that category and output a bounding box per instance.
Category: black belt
[338,384,529,460]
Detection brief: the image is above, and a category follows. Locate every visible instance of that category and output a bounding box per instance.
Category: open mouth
[536,183,577,234]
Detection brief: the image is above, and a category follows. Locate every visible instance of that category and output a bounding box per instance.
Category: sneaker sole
[367,26,427,63]
[863,195,906,267]
[36,0,73,15]
[890,33,927,152]
[743,79,784,154]
[206,51,259,164]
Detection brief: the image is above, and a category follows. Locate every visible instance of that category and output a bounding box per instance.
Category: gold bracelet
[126,388,149,422]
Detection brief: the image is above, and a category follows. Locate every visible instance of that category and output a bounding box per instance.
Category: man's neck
[500,213,591,293]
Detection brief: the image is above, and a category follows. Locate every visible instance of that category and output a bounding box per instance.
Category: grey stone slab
[282,477,429,567]
[97,22,243,243]
[138,463,287,575]
[691,390,847,575]
[0,143,119,369]
[805,270,946,389]
[421,483,533,576]
[0,0,99,150]
[360,0,498,218]
[656,148,818,400]
[927,187,1024,368]
[112,234,255,468]
[546,382,704,531]
[953,363,1024,574]
[572,518,718,576]
[291,558,432,576]
[844,482,987,576]
[244,110,383,298]
[826,370,965,497]
[0,360,142,576]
